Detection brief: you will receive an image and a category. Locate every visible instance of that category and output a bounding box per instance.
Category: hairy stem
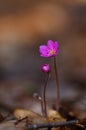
[54,56,60,110]
[43,73,50,117]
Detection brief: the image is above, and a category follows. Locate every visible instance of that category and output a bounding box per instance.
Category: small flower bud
[41,64,50,73]
[33,93,42,100]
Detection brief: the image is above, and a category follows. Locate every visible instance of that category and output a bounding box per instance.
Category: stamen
[49,49,55,55]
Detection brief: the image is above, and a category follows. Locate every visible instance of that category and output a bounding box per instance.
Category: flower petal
[39,45,49,57]
[54,41,59,49]
[47,40,54,49]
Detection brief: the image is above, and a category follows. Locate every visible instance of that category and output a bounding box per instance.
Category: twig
[26,120,79,130]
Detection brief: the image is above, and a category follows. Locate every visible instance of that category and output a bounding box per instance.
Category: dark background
[0,0,86,118]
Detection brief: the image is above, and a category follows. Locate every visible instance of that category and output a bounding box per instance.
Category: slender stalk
[43,73,50,117]
[53,56,60,110]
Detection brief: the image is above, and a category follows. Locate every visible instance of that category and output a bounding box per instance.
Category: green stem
[54,56,60,110]
[43,73,49,117]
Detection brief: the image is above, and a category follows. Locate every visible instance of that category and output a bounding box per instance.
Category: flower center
[49,49,55,55]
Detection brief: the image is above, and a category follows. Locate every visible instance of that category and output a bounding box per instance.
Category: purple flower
[41,64,50,73]
[39,40,59,57]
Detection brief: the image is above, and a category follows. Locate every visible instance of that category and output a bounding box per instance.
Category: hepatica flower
[41,64,51,73]
[39,40,59,57]
[39,39,60,112]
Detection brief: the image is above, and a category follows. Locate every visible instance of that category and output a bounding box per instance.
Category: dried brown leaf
[47,109,66,122]
[14,108,66,127]
[14,109,47,124]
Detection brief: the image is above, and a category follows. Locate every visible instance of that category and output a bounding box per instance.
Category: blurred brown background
[0,0,86,117]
